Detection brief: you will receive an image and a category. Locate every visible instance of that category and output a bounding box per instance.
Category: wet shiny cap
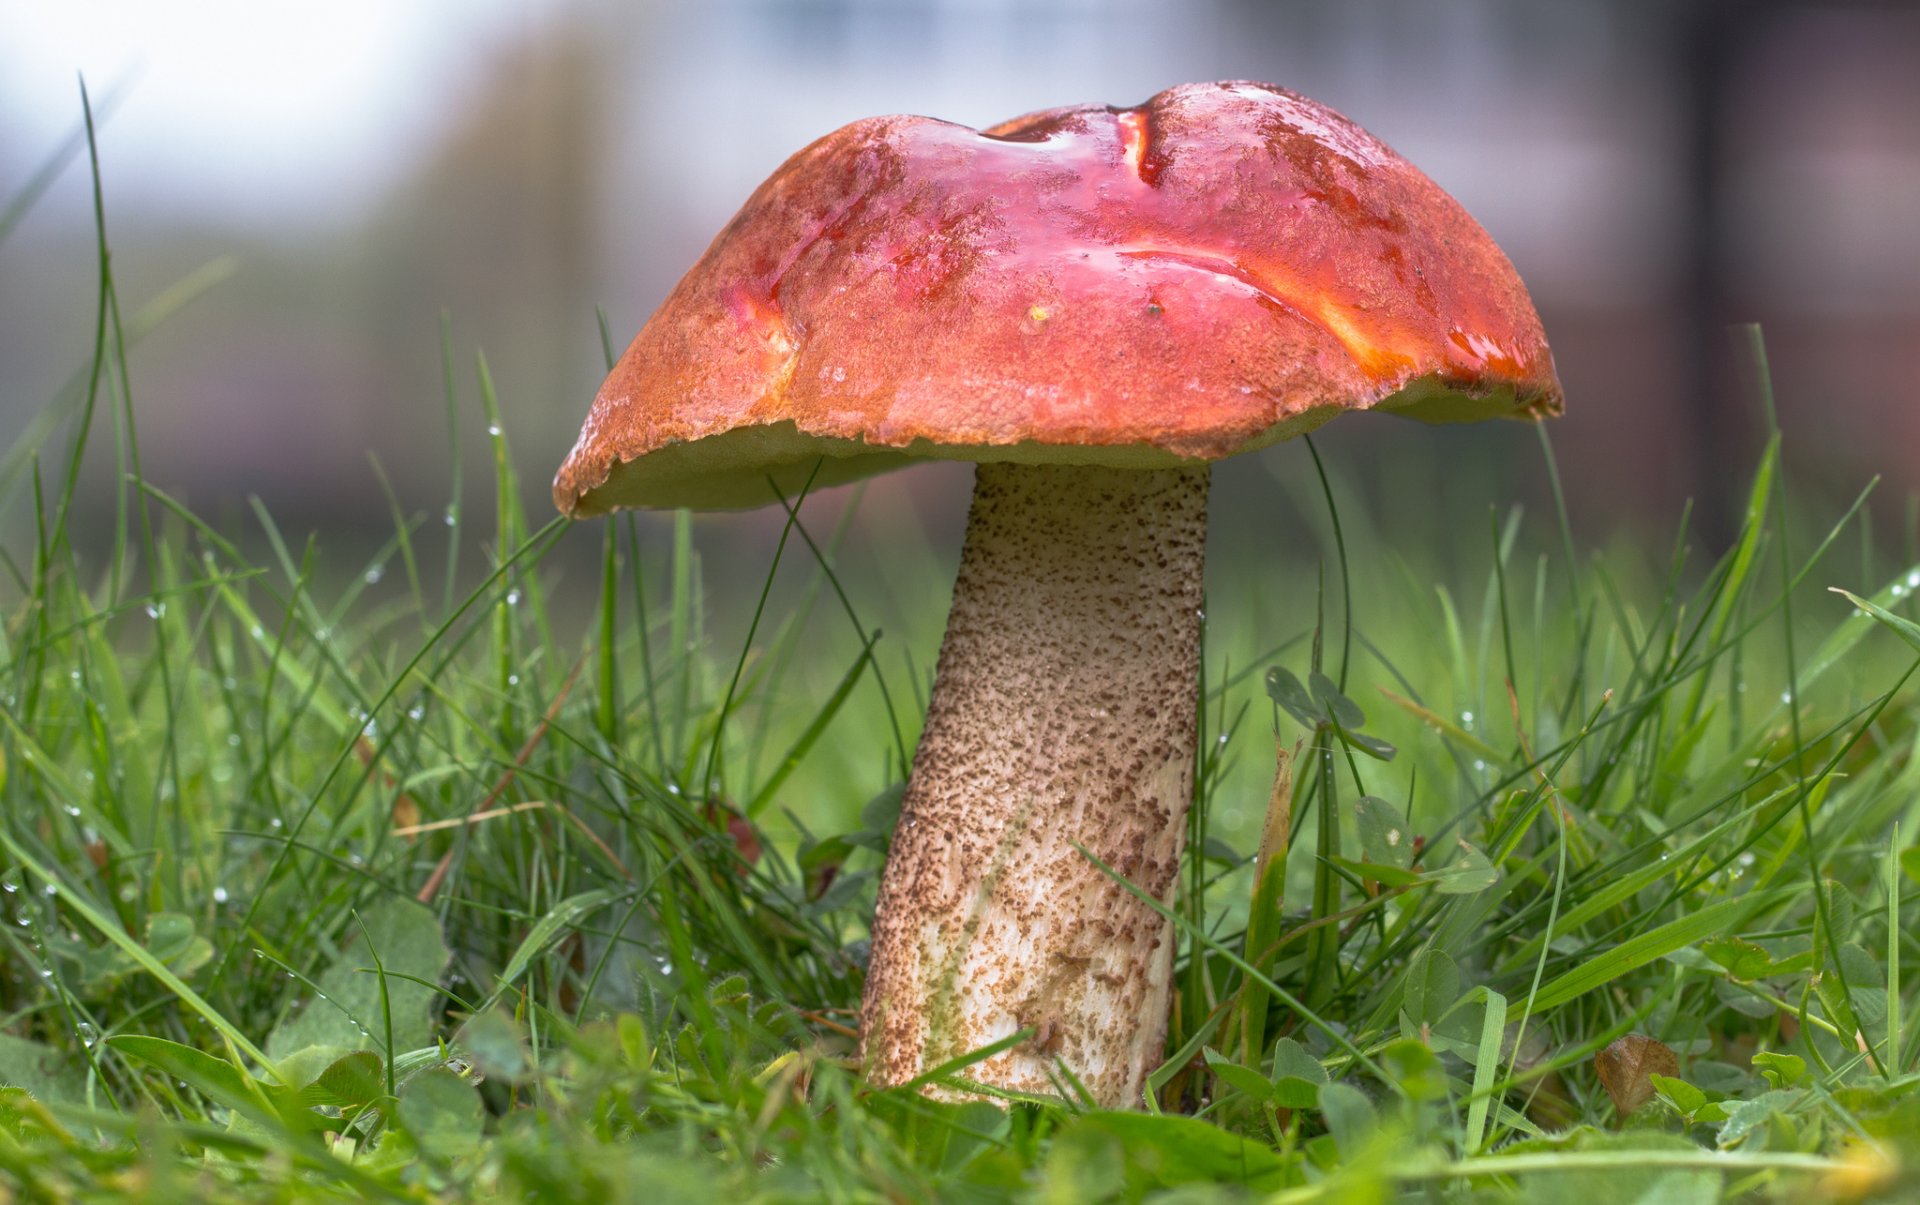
[555,80,1563,515]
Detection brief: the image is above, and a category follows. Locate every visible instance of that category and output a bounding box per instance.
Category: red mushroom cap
[555,80,1562,514]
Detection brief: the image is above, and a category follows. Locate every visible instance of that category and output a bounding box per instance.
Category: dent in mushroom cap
[555,80,1562,516]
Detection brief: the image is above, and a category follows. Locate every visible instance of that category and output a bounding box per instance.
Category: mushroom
[553,81,1561,1107]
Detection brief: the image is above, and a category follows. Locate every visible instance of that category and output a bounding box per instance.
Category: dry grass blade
[395,799,633,880]
[416,655,587,903]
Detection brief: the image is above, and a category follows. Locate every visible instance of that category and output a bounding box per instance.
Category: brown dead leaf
[1595,1033,1679,1118]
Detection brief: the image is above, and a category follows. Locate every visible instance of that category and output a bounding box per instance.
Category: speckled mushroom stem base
[861,461,1208,1107]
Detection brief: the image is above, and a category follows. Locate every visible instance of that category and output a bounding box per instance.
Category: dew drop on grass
[118,886,137,903]
[1780,691,1794,705]
[1,873,17,894]
[1908,570,1920,589]
[487,423,502,437]
[250,625,264,640]
[77,1023,97,1048]
[408,705,425,722]
[37,969,51,979]
[63,805,81,818]
[507,674,520,687]
[146,602,165,620]
[228,733,242,747]
[364,565,384,584]
[42,883,55,897]
[213,886,229,904]
[269,817,284,829]
[1473,759,1486,772]
[505,589,521,606]
[445,507,457,526]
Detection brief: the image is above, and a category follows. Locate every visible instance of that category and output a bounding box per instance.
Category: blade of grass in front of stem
[886,1026,1037,1097]
[1079,841,1400,1093]
[1182,591,1211,1064]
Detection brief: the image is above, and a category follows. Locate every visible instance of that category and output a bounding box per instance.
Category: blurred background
[4,0,1919,569]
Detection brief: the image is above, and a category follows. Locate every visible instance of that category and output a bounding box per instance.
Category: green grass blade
[2,833,277,1076]
[1516,886,1794,1019]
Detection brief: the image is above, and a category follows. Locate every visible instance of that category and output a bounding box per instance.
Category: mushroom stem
[862,461,1208,1106]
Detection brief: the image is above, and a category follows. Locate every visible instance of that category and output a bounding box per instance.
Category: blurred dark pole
[1677,0,1780,548]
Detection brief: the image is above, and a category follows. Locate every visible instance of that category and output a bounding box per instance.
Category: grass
[4,89,1920,1202]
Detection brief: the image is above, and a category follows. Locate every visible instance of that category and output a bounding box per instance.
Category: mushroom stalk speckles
[861,462,1208,1106]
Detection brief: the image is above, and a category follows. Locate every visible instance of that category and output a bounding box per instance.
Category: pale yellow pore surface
[559,375,1527,515]
[860,462,1207,1106]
